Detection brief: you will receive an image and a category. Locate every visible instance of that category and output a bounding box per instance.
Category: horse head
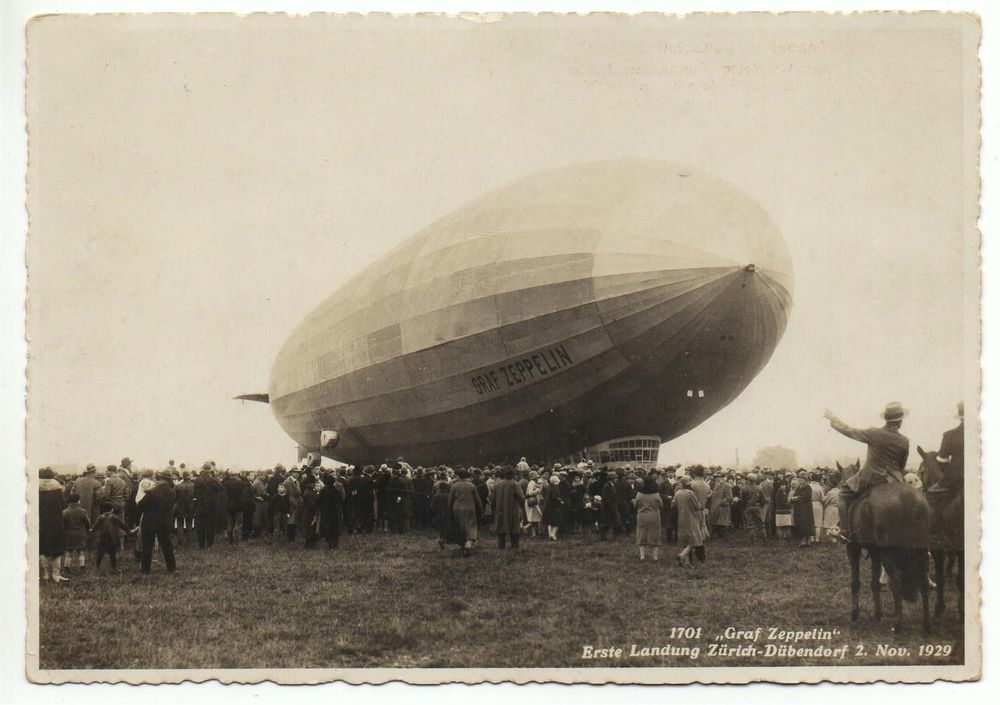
[835,459,860,484]
[916,445,947,488]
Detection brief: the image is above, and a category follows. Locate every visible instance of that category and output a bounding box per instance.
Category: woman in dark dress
[542,475,565,541]
[38,467,68,583]
[789,478,814,548]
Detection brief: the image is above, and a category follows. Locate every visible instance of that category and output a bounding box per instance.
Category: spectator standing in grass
[634,475,664,562]
[673,475,705,567]
[319,473,346,550]
[71,464,101,526]
[523,471,543,537]
[93,501,131,572]
[102,465,128,547]
[808,472,826,543]
[301,477,321,549]
[39,467,68,583]
[193,463,222,549]
[272,483,291,540]
[223,470,246,544]
[821,476,841,542]
[491,466,525,549]
[772,477,792,542]
[542,474,565,541]
[62,493,91,569]
[789,478,814,548]
[689,466,711,541]
[448,467,483,556]
[174,472,194,545]
[283,470,302,542]
[431,480,452,549]
[707,472,733,539]
[741,475,765,540]
[659,472,676,544]
[592,468,620,540]
[136,471,177,574]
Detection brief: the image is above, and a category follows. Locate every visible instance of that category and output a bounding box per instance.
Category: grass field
[37,528,965,670]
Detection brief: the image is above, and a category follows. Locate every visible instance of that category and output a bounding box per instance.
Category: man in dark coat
[492,467,525,548]
[173,471,195,545]
[936,401,965,488]
[374,467,391,532]
[319,474,346,549]
[301,479,321,548]
[344,466,362,533]
[223,471,247,544]
[412,468,433,529]
[593,469,621,540]
[136,472,177,573]
[613,469,632,535]
[193,464,223,549]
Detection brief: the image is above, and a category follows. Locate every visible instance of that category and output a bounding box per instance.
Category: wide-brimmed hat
[85,463,96,472]
[881,401,908,421]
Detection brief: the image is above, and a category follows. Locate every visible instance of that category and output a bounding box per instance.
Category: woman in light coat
[523,472,543,538]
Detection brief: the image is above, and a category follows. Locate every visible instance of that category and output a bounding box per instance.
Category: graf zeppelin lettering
[470,344,575,396]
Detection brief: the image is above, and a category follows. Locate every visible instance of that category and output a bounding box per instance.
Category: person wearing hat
[173,470,196,545]
[672,475,705,567]
[824,402,910,537]
[522,471,543,537]
[492,465,526,549]
[193,462,223,549]
[71,464,101,527]
[613,467,634,536]
[707,472,733,539]
[135,471,177,574]
[39,468,71,582]
[935,401,965,488]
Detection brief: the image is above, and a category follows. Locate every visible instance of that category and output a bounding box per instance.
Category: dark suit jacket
[939,423,964,482]
[137,483,177,532]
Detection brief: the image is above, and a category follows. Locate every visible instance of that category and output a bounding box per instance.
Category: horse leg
[919,551,931,635]
[933,549,946,616]
[848,542,862,622]
[957,551,965,618]
[870,546,883,623]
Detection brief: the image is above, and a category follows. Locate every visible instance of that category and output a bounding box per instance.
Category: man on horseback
[823,402,910,538]
[934,401,964,489]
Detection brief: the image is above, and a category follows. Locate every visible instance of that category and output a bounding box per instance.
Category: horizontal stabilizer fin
[235,393,270,403]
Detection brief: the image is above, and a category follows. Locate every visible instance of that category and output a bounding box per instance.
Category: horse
[836,460,932,634]
[916,446,965,618]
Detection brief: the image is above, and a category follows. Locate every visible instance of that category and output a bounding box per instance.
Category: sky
[25,13,978,471]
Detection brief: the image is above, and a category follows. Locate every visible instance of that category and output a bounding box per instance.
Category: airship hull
[268,161,793,466]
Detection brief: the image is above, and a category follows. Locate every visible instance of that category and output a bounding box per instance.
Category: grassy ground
[37,527,964,670]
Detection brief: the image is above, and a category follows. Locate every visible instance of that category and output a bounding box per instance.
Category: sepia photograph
[19,8,981,685]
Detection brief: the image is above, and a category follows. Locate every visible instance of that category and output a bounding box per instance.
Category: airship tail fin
[235,393,270,403]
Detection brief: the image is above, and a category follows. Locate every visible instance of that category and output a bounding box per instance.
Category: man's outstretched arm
[823,409,871,443]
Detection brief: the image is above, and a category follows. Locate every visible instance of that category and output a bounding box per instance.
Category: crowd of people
[35,400,964,603]
[37,453,860,581]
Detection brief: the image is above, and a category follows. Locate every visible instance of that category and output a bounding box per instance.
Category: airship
[244,160,793,467]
